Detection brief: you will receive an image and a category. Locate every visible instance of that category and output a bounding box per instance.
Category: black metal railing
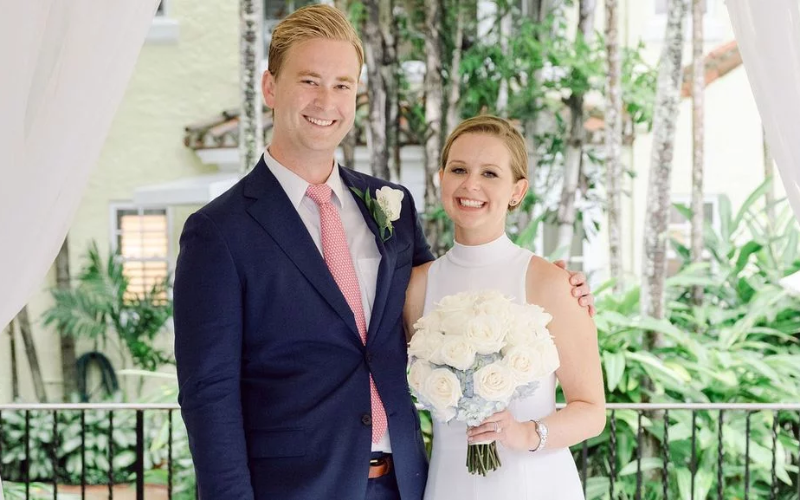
[0,403,184,500]
[1,403,799,499]
[571,403,800,500]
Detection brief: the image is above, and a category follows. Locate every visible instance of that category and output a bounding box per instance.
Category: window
[112,206,172,298]
[666,196,718,276]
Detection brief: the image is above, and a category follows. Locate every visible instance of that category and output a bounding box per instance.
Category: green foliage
[1,481,53,500]
[42,242,173,378]
[621,42,658,129]
[2,404,139,485]
[579,185,800,498]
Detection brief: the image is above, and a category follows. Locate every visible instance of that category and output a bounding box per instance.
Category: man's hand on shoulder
[552,260,595,317]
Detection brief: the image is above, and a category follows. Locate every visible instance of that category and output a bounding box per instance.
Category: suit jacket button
[362,414,372,426]
[365,352,373,363]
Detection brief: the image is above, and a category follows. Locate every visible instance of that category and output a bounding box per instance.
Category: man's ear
[262,70,276,109]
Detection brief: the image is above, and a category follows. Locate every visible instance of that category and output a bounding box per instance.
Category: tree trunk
[689,0,705,305]
[525,0,558,23]
[239,0,264,174]
[495,7,513,114]
[17,306,48,402]
[341,127,358,169]
[7,321,19,400]
[763,126,775,224]
[363,0,391,180]
[56,237,78,399]
[555,0,596,256]
[641,0,688,332]
[383,1,400,182]
[640,5,688,475]
[423,0,445,252]
[605,0,624,292]
[333,1,357,170]
[445,0,465,136]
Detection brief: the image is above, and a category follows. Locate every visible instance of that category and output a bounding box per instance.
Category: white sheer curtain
[726,0,800,292]
[0,0,161,328]
[726,0,800,221]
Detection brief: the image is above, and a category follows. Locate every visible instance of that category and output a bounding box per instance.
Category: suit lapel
[339,168,396,344]
[244,158,361,341]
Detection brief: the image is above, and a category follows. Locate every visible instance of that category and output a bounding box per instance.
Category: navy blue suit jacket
[174,157,434,499]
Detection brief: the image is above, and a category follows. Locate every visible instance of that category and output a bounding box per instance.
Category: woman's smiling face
[439,133,528,245]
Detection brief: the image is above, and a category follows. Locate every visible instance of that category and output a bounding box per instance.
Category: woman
[404,115,606,499]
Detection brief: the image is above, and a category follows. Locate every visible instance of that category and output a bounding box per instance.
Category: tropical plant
[42,242,173,379]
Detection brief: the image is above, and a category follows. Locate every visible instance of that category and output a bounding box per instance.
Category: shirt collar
[263,147,347,209]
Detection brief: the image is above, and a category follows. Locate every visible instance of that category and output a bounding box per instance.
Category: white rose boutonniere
[350,185,404,241]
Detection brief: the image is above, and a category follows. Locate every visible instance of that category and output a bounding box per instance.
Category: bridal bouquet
[407,290,560,476]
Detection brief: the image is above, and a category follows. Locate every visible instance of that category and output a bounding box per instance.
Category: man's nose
[314,87,334,109]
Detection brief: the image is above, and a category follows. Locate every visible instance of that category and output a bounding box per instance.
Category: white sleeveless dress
[422,234,585,500]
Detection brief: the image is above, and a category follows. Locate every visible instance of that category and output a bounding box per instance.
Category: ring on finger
[494,421,501,433]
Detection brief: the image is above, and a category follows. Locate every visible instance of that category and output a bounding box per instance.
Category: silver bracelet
[529,419,548,452]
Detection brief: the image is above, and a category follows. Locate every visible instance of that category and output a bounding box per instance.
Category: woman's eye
[483,171,498,178]
[450,167,466,174]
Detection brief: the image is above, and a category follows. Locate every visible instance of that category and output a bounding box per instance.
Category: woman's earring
[510,199,518,206]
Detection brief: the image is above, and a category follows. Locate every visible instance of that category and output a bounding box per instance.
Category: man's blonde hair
[441,115,529,210]
[268,5,365,78]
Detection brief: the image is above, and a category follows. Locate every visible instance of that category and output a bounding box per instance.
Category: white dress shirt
[263,149,392,452]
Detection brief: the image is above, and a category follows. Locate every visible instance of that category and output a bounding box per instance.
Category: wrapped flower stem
[467,442,501,476]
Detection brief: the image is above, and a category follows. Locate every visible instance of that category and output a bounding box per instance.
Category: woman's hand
[467,410,539,452]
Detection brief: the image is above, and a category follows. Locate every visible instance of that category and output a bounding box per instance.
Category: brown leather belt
[368,456,392,479]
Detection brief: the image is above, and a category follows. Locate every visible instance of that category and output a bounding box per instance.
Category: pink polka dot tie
[306,184,388,443]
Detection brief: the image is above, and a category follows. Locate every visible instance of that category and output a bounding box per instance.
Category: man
[173,5,594,499]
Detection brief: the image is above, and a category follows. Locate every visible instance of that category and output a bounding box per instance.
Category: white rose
[504,319,534,350]
[465,314,507,355]
[502,345,543,384]
[408,331,445,364]
[413,311,443,335]
[423,368,463,419]
[474,290,513,317]
[408,360,433,394]
[435,293,475,335]
[473,362,517,403]
[505,304,553,350]
[526,339,561,380]
[439,336,477,371]
[522,304,553,339]
[376,186,404,222]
